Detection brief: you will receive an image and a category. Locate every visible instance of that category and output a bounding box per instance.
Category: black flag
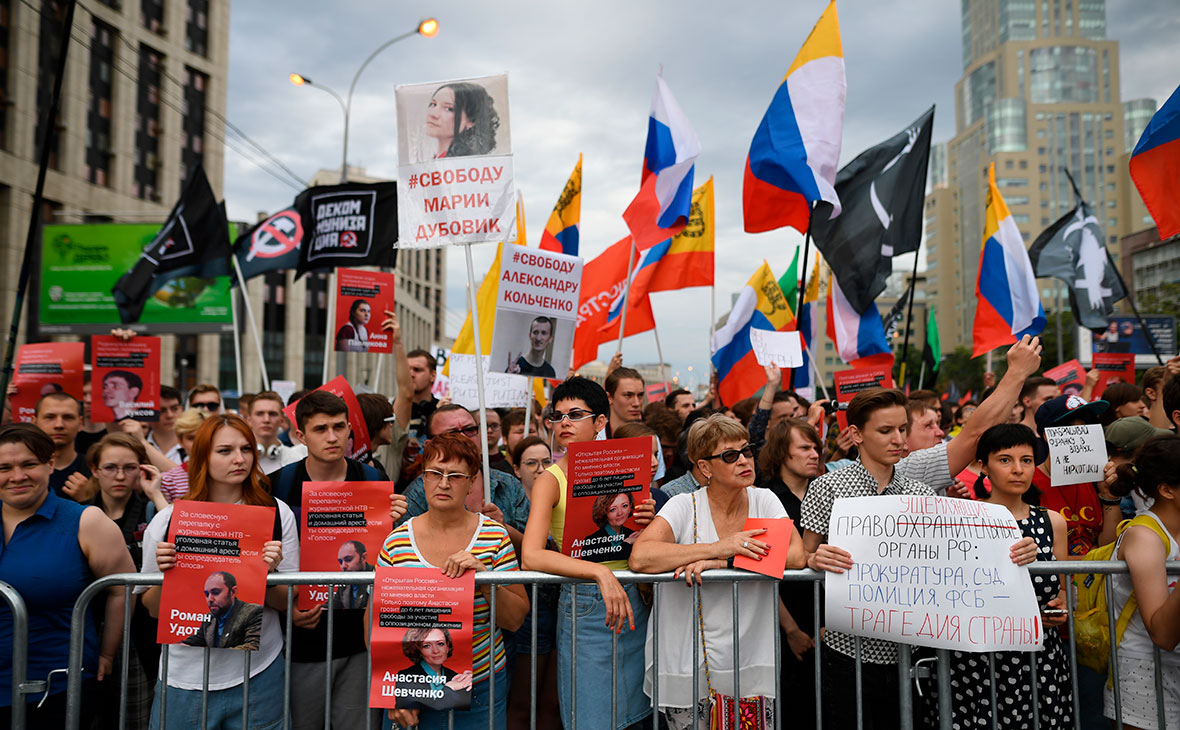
[811,106,934,314]
[1028,201,1127,330]
[112,166,230,322]
[294,181,398,278]
[232,206,304,282]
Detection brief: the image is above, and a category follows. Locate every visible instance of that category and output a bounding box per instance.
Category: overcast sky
[223,0,1179,391]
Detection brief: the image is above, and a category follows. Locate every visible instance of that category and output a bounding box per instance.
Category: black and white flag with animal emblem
[811,107,934,314]
[1028,200,1127,331]
[112,165,231,322]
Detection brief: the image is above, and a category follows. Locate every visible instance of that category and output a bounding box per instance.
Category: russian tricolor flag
[743,0,845,234]
[1129,85,1180,240]
[712,262,796,405]
[826,271,893,368]
[972,164,1046,357]
[539,155,582,257]
[622,74,700,250]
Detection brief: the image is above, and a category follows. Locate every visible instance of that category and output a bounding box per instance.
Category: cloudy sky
[223,0,1178,391]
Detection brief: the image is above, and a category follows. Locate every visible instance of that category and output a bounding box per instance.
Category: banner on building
[395,74,516,248]
[1078,315,1177,369]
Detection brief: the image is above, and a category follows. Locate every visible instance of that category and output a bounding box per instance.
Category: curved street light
[291,18,439,182]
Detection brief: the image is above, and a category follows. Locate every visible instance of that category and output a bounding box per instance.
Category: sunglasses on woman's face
[704,445,754,464]
[544,409,594,424]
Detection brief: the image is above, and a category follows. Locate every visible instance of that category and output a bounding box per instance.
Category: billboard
[1077,315,1177,368]
[39,224,235,334]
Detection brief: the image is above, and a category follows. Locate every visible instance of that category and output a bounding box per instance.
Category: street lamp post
[291,17,438,182]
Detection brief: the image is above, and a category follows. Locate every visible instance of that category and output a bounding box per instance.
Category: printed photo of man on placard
[101,369,143,421]
[182,571,264,651]
[330,540,374,610]
[506,315,557,378]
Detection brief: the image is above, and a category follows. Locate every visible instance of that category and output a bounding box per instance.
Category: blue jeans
[148,653,285,730]
[383,666,508,730]
[557,582,652,730]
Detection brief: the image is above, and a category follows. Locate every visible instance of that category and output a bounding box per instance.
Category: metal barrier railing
[0,582,29,730]
[36,562,1180,730]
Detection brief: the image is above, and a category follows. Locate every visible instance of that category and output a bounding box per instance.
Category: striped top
[160,463,189,502]
[378,514,518,681]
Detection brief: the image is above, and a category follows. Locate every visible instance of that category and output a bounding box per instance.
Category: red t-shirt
[954,468,991,500]
[1034,468,1101,556]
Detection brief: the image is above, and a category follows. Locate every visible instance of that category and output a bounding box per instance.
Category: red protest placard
[1044,359,1086,395]
[334,268,396,354]
[11,342,84,423]
[1092,352,1135,399]
[90,335,162,422]
[283,375,371,460]
[561,437,653,563]
[157,501,275,649]
[733,517,793,578]
[834,365,895,429]
[370,567,474,711]
[299,481,395,610]
[645,382,669,404]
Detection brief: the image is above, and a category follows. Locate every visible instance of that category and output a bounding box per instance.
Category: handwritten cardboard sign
[749,328,803,368]
[825,495,1042,652]
[447,354,531,409]
[1044,424,1107,487]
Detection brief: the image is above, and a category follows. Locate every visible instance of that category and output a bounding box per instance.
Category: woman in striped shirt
[375,433,529,730]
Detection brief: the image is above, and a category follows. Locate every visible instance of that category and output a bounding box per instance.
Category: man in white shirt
[246,392,297,473]
[146,385,184,465]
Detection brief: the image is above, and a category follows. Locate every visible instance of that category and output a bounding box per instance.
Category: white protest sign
[489,247,582,379]
[749,328,803,368]
[825,495,1042,652]
[271,380,296,407]
[447,354,531,409]
[395,74,516,249]
[1044,424,1107,486]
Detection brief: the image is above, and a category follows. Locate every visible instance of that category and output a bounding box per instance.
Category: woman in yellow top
[522,377,655,730]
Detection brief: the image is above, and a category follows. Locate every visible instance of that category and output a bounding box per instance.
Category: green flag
[778,247,800,310]
[922,307,941,377]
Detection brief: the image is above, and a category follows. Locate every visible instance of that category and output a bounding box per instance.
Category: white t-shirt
[137,500,300,690]
[1113,510,1180,665]
[644,487,785,707]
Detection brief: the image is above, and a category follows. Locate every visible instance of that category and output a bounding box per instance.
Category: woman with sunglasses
[375,432,528,730]
[630,414,806,729]
[522,377,657,730]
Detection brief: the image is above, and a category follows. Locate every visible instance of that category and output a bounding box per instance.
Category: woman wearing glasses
[521,377,657,730]
[375,432,528,730]
[630,414,806,729]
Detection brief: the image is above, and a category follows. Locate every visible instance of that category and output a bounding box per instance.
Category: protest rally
[2,1,1180,729]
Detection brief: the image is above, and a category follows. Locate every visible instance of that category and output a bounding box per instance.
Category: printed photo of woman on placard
[395,627,473,711]
[582,492,639,562]
[396,75,512,165]
[335,298,372,353]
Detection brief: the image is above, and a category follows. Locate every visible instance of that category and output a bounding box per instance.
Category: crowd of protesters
[2,314,1180,730]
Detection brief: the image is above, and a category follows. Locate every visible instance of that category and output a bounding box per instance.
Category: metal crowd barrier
[0,582,29,730]
[20,563,1173,730]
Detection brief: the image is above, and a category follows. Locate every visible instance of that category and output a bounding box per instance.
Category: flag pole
[230,256,270,391]
[615,238,638,354]
[321,271,336,384]
[918,361,927,390]
[807,349,831,402]
[229,289,245,401]
[796,208,815,321]
[898,251,921,386]
[524,380,534,434]
[0,0,78,419]
[464,243,493,504]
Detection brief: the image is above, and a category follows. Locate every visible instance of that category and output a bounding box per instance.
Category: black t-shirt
[75,429,105,457]
[49,452,92,498]
[268,458,375,663]
[761,476,819,636]
[409,397,439,441]
[515,356,555,378]
[90,491,151,568]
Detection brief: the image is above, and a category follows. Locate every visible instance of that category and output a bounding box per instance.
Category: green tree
[1038,309,1077,368]
[1137,282,1180,348]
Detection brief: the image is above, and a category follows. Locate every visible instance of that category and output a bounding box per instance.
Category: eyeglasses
[520,457,553,471]
[703,445,754,464]
[98,463,140,477]
[423,469,472,486]
[544,409,594,424]
[442,424,480,438]
[191,401,220,411]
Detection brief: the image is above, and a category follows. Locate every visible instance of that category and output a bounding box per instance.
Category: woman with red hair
[138,414,299,729]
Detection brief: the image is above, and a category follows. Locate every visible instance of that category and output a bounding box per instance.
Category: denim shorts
[382,665,508,730]
[556,582,652,730]
[148,652,285,730]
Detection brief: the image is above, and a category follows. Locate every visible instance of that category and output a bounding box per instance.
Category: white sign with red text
[490,247,581,379]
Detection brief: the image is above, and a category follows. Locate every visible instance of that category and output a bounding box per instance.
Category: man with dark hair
[604,366,644,436]
[356,392,401,481]
[147,385,183,464]
[466,407,512,475]
[34,393,92,500]
[330,540,374,610]
[663,388,695,422]
[1018,375,1058,432]
[398,404,529,550]
[906,389,941,412]
[248,391,298,473]
[500,408,528,463]
[643,404,683,484]
[802,387,1038,729]
[101,370,143,421]
[268,389,406,730]
[1158,368,1180,432]
[1141,365,1170,430]
[182,572,263,651]
[404,349,438,441]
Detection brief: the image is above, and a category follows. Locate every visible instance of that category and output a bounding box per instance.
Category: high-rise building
[0,0,229,387]
[926,0,1134,352]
